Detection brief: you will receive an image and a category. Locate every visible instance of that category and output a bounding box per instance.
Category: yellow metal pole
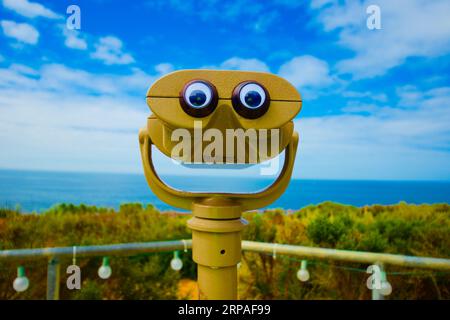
[188,198,247,299]
[139,70,302,300]
[139,128,299,299]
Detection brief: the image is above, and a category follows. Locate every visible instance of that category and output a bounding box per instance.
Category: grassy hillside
[0,202,449,299]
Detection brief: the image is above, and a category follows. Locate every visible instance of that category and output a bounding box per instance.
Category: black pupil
[188,90,207,107]
[244,91,262,108]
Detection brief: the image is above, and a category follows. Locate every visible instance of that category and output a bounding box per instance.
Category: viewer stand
[189,198,247,299]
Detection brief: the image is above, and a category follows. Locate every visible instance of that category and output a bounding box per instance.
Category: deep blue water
[0,169,449,212]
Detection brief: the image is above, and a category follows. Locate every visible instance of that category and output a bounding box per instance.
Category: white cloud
[278,55,337,99]
[154,63,174,74]
[396,85,423,107]
[147,0,304,32]
[217,57,270,72]
[311,0,450,78]
[341,101,381,114]
[0,58,449,180]
[396,85,450,110]
[0,61,170,99]
[278,55,333,88]
[62,28,87,50]
[91,36,135,65]
[2,0,61,19]
[294,85,450,180]
[0,89,147,173]
[295,116,450,180]
[342,90,387,102]
[0,20,39,44]
[206,55,338,100]
[0,64,38,89]
[10,63,39,76]
[252,12,279,33]
[0,62,172,173]
[37,64,157,96]
[310,0,335,9]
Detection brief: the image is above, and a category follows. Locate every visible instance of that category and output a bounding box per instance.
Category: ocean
[0,169,449,212]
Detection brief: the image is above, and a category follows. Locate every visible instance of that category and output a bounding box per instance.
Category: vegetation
[0,202,449,299]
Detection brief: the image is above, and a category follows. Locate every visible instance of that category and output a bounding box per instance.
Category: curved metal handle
[138,128,299,211]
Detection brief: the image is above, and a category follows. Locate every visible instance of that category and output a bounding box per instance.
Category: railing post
[47,257,60,300]
[372,285,383,300]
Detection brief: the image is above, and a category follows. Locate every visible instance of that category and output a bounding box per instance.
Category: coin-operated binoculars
[139,70,301,299]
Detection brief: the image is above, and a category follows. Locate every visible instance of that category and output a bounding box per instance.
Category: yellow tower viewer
[139,69,301,299]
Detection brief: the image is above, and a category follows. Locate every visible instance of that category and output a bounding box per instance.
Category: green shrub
[241,202,450,300]
[0,202,449,300]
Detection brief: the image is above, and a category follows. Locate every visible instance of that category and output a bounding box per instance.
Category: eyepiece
[232,81,270,119]
[180,80,218,117]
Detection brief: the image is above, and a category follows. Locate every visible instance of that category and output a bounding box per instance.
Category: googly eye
[240,83,266,109]
[185,82,212,108]
[180,80,218,117]
[232,81,270,119]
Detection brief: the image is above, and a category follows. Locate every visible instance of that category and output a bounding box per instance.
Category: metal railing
[0,240,192,261]
[0,240,192,300]
[242,241,450,271]
[1,239,449,299]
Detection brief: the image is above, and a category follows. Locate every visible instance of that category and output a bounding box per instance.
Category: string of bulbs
[12,256,113,293]
[263,251,450,277]
[11,243,449,295]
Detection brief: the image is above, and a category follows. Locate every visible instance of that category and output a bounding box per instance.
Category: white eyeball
[184,81,213,108]
[239,83,266,109]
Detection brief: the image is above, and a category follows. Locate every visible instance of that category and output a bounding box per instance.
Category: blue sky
[0,0,450,180]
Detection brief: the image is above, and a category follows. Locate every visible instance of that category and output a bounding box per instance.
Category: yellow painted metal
[145,69,301,164]
[145,115,294,164]
[146,69,302,130]
[197,265,238,300]
[139,70,301,300]
[189,201,247,299]
[138,129,298,212]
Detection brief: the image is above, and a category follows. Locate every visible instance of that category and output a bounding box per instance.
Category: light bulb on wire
[380,281,392,296]
[170,251,183,271]
[380,271,392,296]
[98,257,112,279]
[297,260,310,282]
[13,266,29,292]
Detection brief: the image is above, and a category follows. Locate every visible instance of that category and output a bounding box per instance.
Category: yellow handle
[138,128,299,211]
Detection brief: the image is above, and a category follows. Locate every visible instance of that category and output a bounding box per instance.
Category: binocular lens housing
[145,70,301,165]
[232,81,270,119]
[180,80,218,117]
[180,79,270,120]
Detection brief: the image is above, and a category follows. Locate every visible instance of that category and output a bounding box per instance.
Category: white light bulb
[297,269,310,282]
[13,276,29,292]
[98,265,112,279]
[380,281,392,296]
[170,257,183,271]
[13,266,29,292]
